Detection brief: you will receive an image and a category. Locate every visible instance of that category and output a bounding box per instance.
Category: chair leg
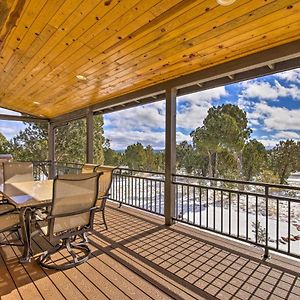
[72,232,89,246]
[93,209,108,230]
[39,237,91,270]
[102,209,108,230]
[0,227,24,247]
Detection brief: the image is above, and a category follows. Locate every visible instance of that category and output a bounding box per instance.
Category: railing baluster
[229,192,231,236]
[175,183,178,218]
[265,186,269,258]
[206,188,209,229]
[150,180,153,212]
[125,175,127,204]
[213,189,216,231]
[154,181,157,213]
[131,176,134,206]
[142,178,145,209]
[246,195,249,241]
[237,193,240,238]
[288,200,291,254]
[221,190,223,233]
[159,181,162,214]
[139,178,141,208]
[181,184,184,220]
[255,195,258,244]
[199,187,202,227]
[146,179,149,210]
[193,186,196,225]
[187,186,190,223]
[276,199,279,251]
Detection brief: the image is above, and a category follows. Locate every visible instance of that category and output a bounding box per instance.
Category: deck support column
[86,108,94,163]
[48,122,56,179]
[164,87,177,226]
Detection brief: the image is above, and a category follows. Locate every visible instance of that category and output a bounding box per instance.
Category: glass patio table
[0,180,53,262]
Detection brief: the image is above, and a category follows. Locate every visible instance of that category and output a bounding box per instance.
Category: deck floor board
[1,202,300,300]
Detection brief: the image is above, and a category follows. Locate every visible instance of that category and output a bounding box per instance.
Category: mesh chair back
[95,166,116,198]
[81,164,99,174]
[0,157,13,185]
[3,162,33,183]
[49,173,100,236]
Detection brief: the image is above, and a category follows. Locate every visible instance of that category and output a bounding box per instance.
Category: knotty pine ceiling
[0,0,300,118]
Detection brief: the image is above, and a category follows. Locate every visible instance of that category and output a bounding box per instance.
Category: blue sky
[1,68,300,149]
[104,68,300,149]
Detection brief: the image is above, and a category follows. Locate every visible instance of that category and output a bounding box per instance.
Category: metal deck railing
[32,162,300,259]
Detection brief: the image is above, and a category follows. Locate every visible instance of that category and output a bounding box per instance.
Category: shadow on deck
[1,202,300,300]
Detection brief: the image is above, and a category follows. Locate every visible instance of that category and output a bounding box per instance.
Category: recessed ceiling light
[216,0,236,6]
[33,101,40,105]
[76,74,87,81]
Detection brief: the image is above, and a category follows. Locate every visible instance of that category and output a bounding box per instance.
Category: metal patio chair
[0,203,22,246]
[0,161,29,246]
[81,163,99,174]
[3,162,34,183]
[37,172,101,270]
[94,165,117,230]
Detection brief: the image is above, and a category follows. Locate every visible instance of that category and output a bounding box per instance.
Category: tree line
[177,104,300,184]
[0,104,299,184]
[105,104,300,184]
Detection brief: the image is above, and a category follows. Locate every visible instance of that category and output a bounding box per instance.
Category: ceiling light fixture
[216,0,236,6]
[33,101,40,105]
[76,74,87,81]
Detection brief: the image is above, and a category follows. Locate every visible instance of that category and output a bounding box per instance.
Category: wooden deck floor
[1,202,300,300]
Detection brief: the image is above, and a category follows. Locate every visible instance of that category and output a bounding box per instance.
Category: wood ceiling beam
[51,39,300,125]
[0,114,49,123]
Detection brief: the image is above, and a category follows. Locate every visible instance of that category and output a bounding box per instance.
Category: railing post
[86,108,94,164]
[165,87,177,226]
[48,122,55,179]
[264,185,270,259]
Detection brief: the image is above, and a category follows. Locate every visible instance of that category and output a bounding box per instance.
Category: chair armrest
[0,203,17,216]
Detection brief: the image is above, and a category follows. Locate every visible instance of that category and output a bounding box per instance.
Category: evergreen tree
[270,140,298,184]
[0,132,11,154]
[124,142,146,169]
[191,104,251,178]
[177,141,195,174]
[103,139,122,166]
[9,115,105,164]
[242,139,267,181]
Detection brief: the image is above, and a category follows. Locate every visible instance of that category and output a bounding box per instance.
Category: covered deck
[1,202,300,300]
[1,1,300,299]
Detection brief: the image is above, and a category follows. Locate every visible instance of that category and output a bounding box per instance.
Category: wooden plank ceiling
[0,0,300,118]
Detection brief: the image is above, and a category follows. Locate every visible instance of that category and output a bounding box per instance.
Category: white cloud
[248,119,260,126]
[241,80,300,101]
[258,139,279,149]
[105,130,165,149]
[104,101,165,133]
[0,121,26,140]
[273,131,300,139]
[176,132,192,144]
[104,102,166,149]
[251,103,300,131]
[0,108,20,116]
[276,68,300,83]
[104,87,227,149]
[177,86,227,130]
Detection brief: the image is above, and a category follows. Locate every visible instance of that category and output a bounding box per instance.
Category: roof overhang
[51,40,300,125]
[0,0,300,122]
